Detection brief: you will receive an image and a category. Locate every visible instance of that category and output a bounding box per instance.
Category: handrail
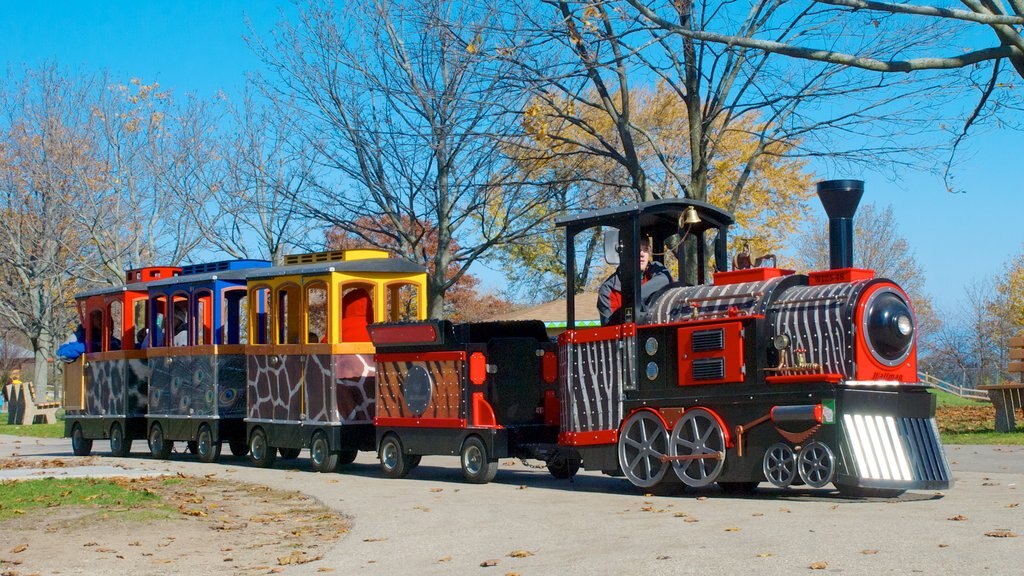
[918,372,991,402]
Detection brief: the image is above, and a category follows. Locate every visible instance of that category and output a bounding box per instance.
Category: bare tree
[0,65,95,397]
[251,0,556,317]
[178,86,317,265]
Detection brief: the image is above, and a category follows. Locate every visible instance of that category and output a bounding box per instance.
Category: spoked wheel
[196,424,221,464]
[379,434,412,479]
[460,436,497,484]
[310,432,339,473]
[617,411,670,488]
[71,424,93,457]
[110,422,132,457]
[337,449,358,466]
[148,423,171,459]
[228,441,248,457]
[797,441,835,488]
[669,408,726,487]
[279,447,302,460]
[763,442,798,488]
[249,428,277,468]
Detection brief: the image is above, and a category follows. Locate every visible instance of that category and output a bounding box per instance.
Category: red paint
[559,429,618,446]
[766,373,844,385]
[853,282,917,382]
[543,390,560,427]
[808,268,875,286]
[566,324,622,344]
[341,287,374,343]
[469,352,487,385]
[376,351,466,363]
[471,392,500,428]
[676,322,745,386]
[542,351,557,384]
[687,406,733,448]
[369,323,438,345]
[375,417,466,429]
[713,268,794,285]
[124,266,182,284]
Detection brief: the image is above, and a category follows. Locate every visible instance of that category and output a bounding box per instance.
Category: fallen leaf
[674,512,687,518]
[362,538,387,542]
[10,544,28,554]
[756,552,773,558]
[724,527,741,532]
[437,556,452,563]
[684,517,699,523]
[938,544,949,548]
[1007,503,1019,508]
[985,530,1018,538]
[809,561,828,569]
[696,496,708,501]
[947,515,967,521]
[430,488,443,493]
[507,550,534,558]
[862,549,879,555]
[317,569,336,573]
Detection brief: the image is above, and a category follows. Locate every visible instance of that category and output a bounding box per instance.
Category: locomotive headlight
[863,288,915,366]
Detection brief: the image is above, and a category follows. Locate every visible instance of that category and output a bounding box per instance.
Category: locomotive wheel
[407,454,422,470]
[379,434,412,479]
[196,424,221,464]
[460,436,497,484]
[797,440,835,488]
[279,447,302,460]
[148,423,172,460]
[71,424,93,457]
[337,449,358,466]
[110,422,132,457]
[249,428,277,468]
[835,484,906,499]
[310,432,339,473]
[228,441,249,457]
[186,441,199,455]
[669,408,726,487]
[763,443,798,488]
[617,411,670,488]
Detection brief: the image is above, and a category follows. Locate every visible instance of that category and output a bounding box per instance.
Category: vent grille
[842,415,951,483]
[285,251,347,265]
[691,329,724,352]
[692,358,725,380]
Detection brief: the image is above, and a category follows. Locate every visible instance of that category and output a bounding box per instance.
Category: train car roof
[555,198,734,232]
[144,268,254,290]
[245,257,426,280]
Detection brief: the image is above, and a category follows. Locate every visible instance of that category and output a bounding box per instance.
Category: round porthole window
[402,365,433,416]
[646,361,659,381]
[645,337,658,356]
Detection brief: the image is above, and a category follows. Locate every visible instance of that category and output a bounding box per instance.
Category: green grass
[941,430,1024,445]
[931,389,991,408]
[0,421,65,438]
[0,478,165,521]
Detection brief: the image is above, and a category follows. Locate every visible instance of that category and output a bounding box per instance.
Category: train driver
[597,237,671,325]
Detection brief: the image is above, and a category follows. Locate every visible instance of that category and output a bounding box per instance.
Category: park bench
[980,334,1024,432]
[4,381,60,425]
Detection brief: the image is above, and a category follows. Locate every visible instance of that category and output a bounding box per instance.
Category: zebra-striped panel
[769,281,870,377]
[646,276,794,324]
[560,336,630,433]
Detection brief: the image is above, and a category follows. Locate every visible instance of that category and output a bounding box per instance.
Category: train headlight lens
[863,288,915,366]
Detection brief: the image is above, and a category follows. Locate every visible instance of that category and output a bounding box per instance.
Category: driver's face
[639,243,650,271]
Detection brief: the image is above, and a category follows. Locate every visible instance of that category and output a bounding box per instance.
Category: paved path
[2,435,1022,575]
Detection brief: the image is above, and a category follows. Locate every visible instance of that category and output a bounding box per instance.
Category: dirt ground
[0,459,349,576]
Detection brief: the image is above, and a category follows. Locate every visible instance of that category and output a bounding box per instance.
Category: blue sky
[1,1,1019,313]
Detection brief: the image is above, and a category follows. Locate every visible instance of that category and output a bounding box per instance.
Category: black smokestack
[816,179,864,270]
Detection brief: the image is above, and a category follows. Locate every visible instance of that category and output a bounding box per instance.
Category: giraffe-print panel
[305,354,334,423]
[247,354,303,421]
[334,354,375,424]
[376,359,463,419]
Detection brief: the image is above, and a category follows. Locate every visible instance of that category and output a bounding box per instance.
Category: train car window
[277,284,302,344]
[171,297,189,346]
[196,290,213,346]
[150,295,168,347]
[222,289,248,345]
[87,309,103,353]
[107,300,123,351]
[385,282,418,322]
[341,284,374,342]
[133,298,147,349]
[250,287,270,344]
[306,282,328,343]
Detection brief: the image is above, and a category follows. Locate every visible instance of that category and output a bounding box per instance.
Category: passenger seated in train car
[597,237,671,326]
[172,308,188,346]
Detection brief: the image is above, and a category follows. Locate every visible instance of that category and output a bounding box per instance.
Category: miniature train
[63,180,952,496]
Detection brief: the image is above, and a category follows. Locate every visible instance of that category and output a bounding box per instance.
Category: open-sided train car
[243,249,428,472]
[143,259,271,462]
[64,266,181,456]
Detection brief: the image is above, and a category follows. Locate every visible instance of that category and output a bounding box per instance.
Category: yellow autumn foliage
[995,247,1024,328]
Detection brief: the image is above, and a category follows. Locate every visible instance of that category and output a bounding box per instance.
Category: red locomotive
[369,180,952,496]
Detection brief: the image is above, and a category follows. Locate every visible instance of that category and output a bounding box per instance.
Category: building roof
[490,292,601,329]
[0,340,34,361]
